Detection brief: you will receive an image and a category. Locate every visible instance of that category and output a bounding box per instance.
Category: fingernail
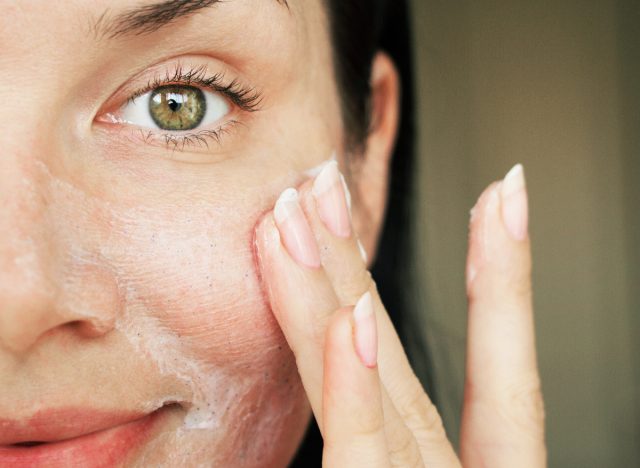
[357,239,368,264]
[312,161,352,238]
[339,173,352,212]
[500,164,529,241]
[274,188,321,268]
[304,151,338,178]
[352,292,377,368]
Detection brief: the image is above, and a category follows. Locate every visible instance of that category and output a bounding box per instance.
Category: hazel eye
[120,85,230,131]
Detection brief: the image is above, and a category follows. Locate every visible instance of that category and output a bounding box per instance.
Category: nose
[0,159,119,354]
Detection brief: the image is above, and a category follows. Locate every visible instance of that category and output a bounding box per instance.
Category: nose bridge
[0,155,62,352]
[0,150,54,283]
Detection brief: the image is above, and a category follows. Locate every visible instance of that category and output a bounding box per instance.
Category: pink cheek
[103,208,289,369]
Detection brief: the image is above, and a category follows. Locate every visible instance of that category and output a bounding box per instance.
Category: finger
[322,297,390,468]
[300,162,459,465]
[256,184,425,467]
[254,205,339,432]
[461,165,546,468]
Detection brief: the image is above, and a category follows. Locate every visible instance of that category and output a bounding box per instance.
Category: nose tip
[0,297,74,354]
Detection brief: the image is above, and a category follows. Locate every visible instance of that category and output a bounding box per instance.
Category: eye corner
[95,112,120,125]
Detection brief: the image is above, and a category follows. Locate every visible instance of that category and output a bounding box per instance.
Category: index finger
[460,165,546,467]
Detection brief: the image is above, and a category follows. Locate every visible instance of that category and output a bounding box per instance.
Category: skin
[256,172,547,466]
[0,0,547,466]
[1,0,334,466]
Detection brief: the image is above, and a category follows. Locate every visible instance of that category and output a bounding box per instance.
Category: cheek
[106,203,284,368]
[41,164,306,429]
[98,197,310,454]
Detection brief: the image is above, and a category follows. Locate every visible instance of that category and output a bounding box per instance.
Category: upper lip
[0,407,160,445]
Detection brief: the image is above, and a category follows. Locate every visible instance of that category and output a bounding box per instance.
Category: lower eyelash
[134,120,242,152]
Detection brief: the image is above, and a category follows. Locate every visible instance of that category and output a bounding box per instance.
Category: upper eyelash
[118,64,259,152]
[127,64,263,113]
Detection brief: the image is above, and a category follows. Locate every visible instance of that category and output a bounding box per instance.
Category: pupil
[167,99,181,112]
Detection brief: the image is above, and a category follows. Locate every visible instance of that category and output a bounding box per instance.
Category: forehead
[0,0,330,96]
[0,0,322,53]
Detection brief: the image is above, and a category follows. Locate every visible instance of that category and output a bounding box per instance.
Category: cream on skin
[0,0,350,466]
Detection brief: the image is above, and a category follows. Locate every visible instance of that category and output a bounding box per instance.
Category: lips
[0,404,173,467]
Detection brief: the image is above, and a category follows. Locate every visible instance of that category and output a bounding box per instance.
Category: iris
[149,85,207,131]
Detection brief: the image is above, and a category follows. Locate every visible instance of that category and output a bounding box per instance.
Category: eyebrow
[94,0,289,40]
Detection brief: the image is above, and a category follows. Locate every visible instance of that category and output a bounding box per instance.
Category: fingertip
[322,307,388,464]
[323,305,375,397]
[500,164,529,241]
[466,169,532,297]
[324,307,354,359]
[254,211,279,262]
[353,292,378,369]
[466,182,502,293]
[273,186,322,269]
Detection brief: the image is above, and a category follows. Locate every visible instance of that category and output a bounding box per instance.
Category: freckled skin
[0,0,343,466]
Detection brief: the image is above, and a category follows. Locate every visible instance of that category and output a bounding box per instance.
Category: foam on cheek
[113,297,237,429]
[32,162,278,432]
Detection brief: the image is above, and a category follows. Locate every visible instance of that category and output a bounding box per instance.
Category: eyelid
[125,65,262,114]
[94,57,262,155]
[94,55,262,123]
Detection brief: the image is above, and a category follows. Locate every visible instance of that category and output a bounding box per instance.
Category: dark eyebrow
[94,0,289,40]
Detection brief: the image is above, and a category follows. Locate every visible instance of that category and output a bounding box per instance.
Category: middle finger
[254,185,424,466]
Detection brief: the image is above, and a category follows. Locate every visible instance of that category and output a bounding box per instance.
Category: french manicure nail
[500,164,529,241]
[312,161,352,238]
[274,188,321,268]
[352,292,377,368]
[357,239,368,264]
[339,173,352,212]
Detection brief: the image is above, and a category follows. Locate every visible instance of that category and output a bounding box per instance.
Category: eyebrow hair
[94,0,289,40]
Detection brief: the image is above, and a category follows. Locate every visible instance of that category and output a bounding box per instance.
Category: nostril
[72,316,117,338]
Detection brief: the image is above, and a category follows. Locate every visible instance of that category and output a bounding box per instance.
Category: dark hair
[291,0,434,464]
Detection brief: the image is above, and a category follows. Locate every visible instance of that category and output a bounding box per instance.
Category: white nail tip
[339,173,353,212]
[357,239,368,263]
[353,291,373,321]
[502,164,525,197]
[303,151,338,178]
[312,160,339,197]
[277,187,299,203]
[274,188,299,224]
[505,163,523,180]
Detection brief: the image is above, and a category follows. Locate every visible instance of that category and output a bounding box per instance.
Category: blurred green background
[408,0,639,466]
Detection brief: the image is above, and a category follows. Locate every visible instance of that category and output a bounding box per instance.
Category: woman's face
[0,0,346,465]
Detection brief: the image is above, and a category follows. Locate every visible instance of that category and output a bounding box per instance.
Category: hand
[255,161,546,467]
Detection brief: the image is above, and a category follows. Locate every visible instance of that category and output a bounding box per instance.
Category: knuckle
[352,405,386,438]
[500,375,546,439]
[338,266,373,303]
[475,373,545,442]
[398,386,447,442]
[387,434,423,468]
